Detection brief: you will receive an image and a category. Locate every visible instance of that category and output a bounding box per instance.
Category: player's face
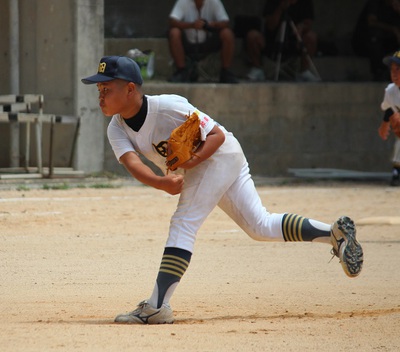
[97,80,130,116]
[390,63,400,87]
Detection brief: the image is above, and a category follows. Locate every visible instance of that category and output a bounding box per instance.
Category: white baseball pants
[166,133,285,252]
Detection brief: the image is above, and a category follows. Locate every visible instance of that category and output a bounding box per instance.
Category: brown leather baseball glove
[166,111,201,172]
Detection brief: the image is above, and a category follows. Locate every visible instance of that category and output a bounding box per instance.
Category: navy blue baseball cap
[383,50,400,66]
[81,56,143,85]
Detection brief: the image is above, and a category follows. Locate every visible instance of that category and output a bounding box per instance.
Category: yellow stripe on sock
[295,216,304,242]
[159,263,186,276]
[283,214,305,242]
[285,214,295,241]
[159,254,189,278]
[162,254,190,267]
[285,214,293,242]
[158,268,184,277]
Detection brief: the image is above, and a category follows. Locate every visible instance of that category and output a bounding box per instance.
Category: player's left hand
[179,155,202,170]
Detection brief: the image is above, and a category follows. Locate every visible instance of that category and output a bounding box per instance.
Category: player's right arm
[120,152,184,195]
[378,107,395,141]
[378,121,390,140]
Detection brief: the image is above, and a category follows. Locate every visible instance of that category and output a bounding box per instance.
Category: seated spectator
[245,0,319,82]
[168,0,238,83]
[352,0,400,81]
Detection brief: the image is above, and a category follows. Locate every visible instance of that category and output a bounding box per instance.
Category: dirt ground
[1,179,399,351]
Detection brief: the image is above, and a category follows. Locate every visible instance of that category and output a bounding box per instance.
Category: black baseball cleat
[390,168,400,186]
[330,216,363,277]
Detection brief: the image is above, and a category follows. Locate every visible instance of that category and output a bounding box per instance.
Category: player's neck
[120,94,144,119]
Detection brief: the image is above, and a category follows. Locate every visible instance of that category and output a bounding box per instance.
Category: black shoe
[168,68,190,83]
[219,68,238,84]
[390,168,400,186]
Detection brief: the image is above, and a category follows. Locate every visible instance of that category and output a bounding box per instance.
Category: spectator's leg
[168,28,194,82]
[300,29,317,72]
[219,27,235,69]
[246,29,265,68]
[168,28,186,69]
[245,29,266,81]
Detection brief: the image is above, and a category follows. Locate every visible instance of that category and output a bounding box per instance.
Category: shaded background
[104,0,366,55]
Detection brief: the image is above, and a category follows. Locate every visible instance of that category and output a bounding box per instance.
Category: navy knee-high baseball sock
[148,247,192,308]
[281,213,331,242]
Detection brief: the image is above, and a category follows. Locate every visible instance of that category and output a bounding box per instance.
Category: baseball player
[81,56,363,325]
[378,50,400,186]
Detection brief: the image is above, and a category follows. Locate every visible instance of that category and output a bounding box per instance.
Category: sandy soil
[1,180,399,351]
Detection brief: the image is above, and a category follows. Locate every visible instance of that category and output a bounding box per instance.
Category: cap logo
[98,62,107,73]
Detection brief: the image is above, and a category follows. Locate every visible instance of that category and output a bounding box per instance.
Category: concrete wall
[0,0,105,173]
[104,82,393,178]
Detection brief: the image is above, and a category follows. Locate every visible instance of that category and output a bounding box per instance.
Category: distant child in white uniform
[378,50,400,186]
[82,56,363,324]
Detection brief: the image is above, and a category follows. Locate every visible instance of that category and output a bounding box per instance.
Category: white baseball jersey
[108,94,217,174]
[107,93,284,252]
[381,83,400,113]
[169,0,229,44]
[381,83,400,164]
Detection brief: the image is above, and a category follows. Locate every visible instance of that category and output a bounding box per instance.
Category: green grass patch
[89,183,121,189]
[16,185,30,191]
[42,183,70,190]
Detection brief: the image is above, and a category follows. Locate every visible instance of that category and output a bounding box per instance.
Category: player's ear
[127,82,137,96]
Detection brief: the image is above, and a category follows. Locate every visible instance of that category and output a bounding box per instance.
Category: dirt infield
[1,181,399,351]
